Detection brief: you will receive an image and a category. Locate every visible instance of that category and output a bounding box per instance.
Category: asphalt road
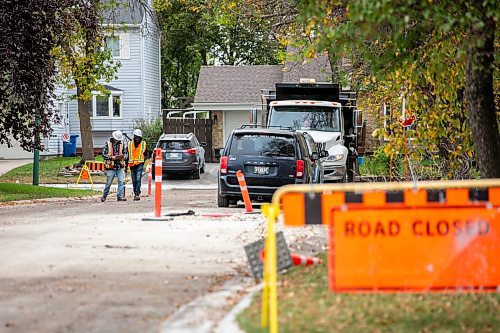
[0,189,261,333]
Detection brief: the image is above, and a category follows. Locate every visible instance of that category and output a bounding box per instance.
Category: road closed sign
[330,206,499,292]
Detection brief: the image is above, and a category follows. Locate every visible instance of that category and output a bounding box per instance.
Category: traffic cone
[290,253,322,266]
[260,250,322,267]
[236,170,253,213]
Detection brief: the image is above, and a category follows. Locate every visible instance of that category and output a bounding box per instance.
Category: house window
[106,36,120,58]
[112,95,121,117]
[96,95,109,117]
[91,93,122,118]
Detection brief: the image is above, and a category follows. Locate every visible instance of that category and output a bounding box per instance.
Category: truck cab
[259,80,360,182]
[267,100,348,182]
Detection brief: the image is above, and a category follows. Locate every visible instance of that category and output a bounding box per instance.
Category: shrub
[135,118,163,153]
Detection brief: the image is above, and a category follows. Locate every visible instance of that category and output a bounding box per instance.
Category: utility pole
[33,111,40,186]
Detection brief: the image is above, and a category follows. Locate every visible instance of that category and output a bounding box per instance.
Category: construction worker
[101,130,128,202]
[128,129,149,201]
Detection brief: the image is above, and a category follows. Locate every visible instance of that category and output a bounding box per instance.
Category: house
[192,65,283,151]
[0,2,161,159]
[66,3,161,151]
[192,55,379,155]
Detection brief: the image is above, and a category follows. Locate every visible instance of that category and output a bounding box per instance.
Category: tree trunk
[465,9,500,178]
[77,88,95,161]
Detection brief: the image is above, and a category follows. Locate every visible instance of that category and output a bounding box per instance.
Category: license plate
[254,166,269,175]
[167,152,181,159]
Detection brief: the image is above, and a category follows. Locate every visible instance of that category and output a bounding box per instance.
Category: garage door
[223,110,262,145]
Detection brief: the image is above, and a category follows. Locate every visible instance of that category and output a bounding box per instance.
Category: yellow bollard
[261,203,279,333]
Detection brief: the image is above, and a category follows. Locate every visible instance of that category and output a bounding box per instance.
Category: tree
[0,0,77,151]
[52,0,120,161]
[295,0,499,178]
[153,0,286,108]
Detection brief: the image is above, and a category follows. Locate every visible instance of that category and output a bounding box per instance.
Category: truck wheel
[218,194,229,207]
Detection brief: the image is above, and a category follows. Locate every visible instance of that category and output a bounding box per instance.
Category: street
[0,170,327,333]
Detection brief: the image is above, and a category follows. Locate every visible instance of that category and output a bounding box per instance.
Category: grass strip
[237,253,500,333]
[0,157,107,184]
[0,182,98,202]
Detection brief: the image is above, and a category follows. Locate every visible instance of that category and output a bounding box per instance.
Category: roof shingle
[194,65,283,104]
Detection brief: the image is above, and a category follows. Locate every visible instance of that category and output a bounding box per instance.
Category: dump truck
[251,79,362,182]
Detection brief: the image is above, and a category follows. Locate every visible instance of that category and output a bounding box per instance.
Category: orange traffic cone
[236,170,253,213]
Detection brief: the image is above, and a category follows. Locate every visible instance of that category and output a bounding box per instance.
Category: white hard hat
[112,130,123,141]
[133,129,143,137]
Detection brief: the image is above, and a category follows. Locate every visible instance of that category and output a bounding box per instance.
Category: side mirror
[311,152,320,161]
[200,142,207,147]
[320,150,329,158]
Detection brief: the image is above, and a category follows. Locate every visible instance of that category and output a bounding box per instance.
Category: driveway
[0,159,31,176]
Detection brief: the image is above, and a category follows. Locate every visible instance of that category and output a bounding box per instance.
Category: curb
[159,277,255,333]
[214,284,262,333]
[0,195,101,207]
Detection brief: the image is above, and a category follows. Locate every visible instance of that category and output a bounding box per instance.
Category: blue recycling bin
[63,134,79,157]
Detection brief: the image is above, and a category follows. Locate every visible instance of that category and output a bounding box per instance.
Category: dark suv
[217,127,318,207]
[152,133,206,179]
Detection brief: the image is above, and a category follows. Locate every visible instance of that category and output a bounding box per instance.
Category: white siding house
[66,6,161,150]
[0,3,161,159]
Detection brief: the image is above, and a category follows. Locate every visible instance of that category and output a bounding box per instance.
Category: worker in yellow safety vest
[128,129,149,201]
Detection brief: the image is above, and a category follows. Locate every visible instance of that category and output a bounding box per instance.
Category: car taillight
[220,156,228,174]
[186,148,196,155]
[295,160,304,178]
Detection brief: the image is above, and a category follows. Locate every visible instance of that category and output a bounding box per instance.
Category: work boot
[100,195,107,202]
[117,197,127,202]
[134,194,140,201]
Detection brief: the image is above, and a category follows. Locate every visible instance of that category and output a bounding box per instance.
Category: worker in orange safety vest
[128,129,149,201]
[101,130,128,202]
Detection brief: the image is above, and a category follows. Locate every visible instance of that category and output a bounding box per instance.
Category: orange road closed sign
[330,207,499,292]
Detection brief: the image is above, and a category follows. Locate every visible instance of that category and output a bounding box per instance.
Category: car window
[304,135,317,154]
[160,140,191,150]
[297,135,309,158]
[229,134,296,157]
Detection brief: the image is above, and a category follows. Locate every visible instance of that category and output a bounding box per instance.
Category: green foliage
[359,147,390,176]
[295,0,499,179]
[51,1,120,102]
[0,0,77,151]
[135,118,163,151]
[153,0,285,108]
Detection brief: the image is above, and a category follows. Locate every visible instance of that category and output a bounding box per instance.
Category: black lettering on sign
[426,222,435,236]
[374,222,385,236]
[412,220,423,236]
[345,221,355,236]
[436,220,449,236]
[359,221,371,237]
[389,221,400,236]
[478,221,490,235]
[453,220,462,235]
[466,221,474,235]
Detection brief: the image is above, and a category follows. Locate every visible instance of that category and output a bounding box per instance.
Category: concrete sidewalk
[0,159,31,176]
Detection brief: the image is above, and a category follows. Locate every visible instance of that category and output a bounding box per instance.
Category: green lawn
[238,254,500,333]
[0,157,107,184]
[0,183,98,202]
